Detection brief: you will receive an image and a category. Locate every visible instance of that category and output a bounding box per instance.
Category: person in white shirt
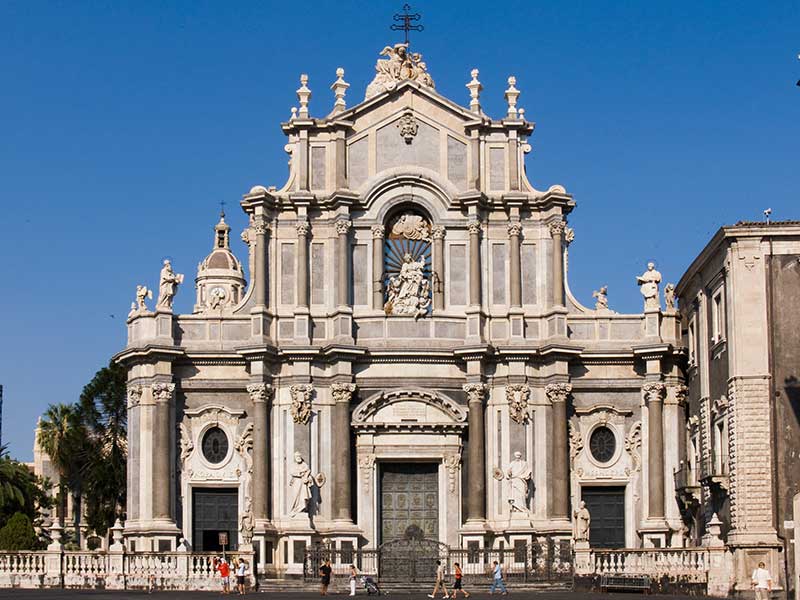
[428,560,450,599]
[751,561,772,600]
[236,558,248,595]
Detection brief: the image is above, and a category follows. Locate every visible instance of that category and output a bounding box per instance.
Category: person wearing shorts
[216,557,231,594]
[236,557,248,595]
[451,562,470,598]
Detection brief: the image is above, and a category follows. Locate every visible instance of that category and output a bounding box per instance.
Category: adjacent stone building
[116,44,687,575]
[676,220,800,597]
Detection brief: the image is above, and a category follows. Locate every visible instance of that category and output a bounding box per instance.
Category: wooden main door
[379,463,439,543]
[192,488,238,552]
[582,486,626,548]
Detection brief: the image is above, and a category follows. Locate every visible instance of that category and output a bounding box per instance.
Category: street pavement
[0,591,726,600]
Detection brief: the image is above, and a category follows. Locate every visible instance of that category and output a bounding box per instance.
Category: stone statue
[384,253,431,318]
[289,384,313,425]
[592,285,608,311]
[135,285,153,311]
[506,451,532,515]
[391,213,430,241]
[664,283,676,311]
[573,500,591,542]
[239,499,254,545]
[288,452,325,517]
[156,259,184,310]
[365,43,435,99]
[636,262,662,311]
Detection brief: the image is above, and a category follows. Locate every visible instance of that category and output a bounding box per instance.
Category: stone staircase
[255,577,573,594]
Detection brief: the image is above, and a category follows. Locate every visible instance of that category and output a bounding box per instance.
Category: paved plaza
[0,592,724,600]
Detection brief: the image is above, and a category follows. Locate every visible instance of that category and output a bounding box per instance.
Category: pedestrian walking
[450,562,470,598]
[319,559,332,596]
[216,556,231,594]
[752,561,773,600]
[489,561,507,595]
[349,564,359,596]
[236,557,248,595]
[428,559,450,599]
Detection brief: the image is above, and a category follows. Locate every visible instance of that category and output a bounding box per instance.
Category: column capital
[247,383,274,403]
[127,384,143,408]
[463,382,488,404]
[507,222,523,237]
[289,384,314,424]
[253,217,269,236]
[674,384,688,406]
[548,220,566,237]
[296,221,310,237]
[335,219,352,236]
[564,226,575,245]
[545,382,572,404]
[642,381,666,404]
[330,382,356,403]
[467,220,482,236]
[431,225,446,240]
[371,224,385,239]
[152,382,175,403]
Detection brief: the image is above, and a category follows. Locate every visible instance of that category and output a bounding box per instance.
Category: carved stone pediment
[184,404,246,427]
[352,389,466,432]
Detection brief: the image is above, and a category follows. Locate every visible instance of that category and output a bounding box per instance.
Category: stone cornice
[114,345,185,366]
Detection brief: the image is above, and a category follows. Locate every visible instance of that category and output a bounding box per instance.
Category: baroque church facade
[117,44,687,573]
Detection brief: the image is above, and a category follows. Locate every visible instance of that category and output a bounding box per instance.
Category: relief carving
[358,454,376,493]
[152,382,175,403]
[365,43,435,99]
[625,421,642,472]
[290,384,314,425]
[443,453,461,494]
[127,385,143,408]
[568,421,583,469]
[396,112,418,144]
[506,384,531,425]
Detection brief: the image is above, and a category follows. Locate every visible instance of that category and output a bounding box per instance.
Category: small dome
[206,248,240,270]
[249,185,268,195]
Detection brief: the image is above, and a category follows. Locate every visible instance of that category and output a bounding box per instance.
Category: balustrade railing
[591,548,708,581]
[0,552,46,575]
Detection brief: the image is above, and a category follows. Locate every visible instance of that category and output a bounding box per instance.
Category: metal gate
[379,537,449,582]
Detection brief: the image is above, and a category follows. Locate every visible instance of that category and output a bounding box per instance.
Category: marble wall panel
[447,136,467,191]
[521,244,537,305]
[489,147,505,191]
[492,243,508,305]
[281,243,296,305]
[449,244,467,306]
[353,244,368,306]
[387,319,430,338]
[434,321,466,339]
[376,118,439,174]
[310,146,326,190]
[311,243,325,306]
[348,137,368,189]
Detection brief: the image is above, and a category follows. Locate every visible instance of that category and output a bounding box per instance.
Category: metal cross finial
[391,4,423,46]
[219,200,226,219]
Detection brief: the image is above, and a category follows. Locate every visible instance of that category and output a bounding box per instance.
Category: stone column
[253,218,268,308]
[464,383,488,522]
[371,225,385,310]
[549,220,565,306]
[644,382,666,519]
[546,383,571,519]
[468,219,482,307]
[152,382,175,521]
[248,383,273,521]
[432,225,445,310]
[335,219,351,308]
[296,221,310,308]
[508,222,522,308]
[331,383,356,522]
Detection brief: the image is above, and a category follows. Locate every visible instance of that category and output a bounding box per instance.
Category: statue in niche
[636,262,662,311]
[385,253,430,318]
[156,259,184,310]
[506,451,532,516]
[288,452,325,517]
[573,500,591,542]
[239,499,254,545]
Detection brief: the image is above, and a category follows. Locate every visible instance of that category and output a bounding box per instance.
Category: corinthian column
[331,383,356,523]
[296,221,310,308]
[371,225,385,310]
[508,222,522,308]
[549,220,565,306]
[432,225,445,310]
[253,218,269,308]
[643,382,666,519]
[152,382,175,521]
[468,220,482,307]
[335,220,351,308]
[247,383,274,521]
[546,382,571,519]
[463,383,488,522]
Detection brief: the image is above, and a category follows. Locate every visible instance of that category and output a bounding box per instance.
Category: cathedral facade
[117,44,686,574]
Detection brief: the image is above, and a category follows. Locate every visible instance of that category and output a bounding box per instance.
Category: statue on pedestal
[664,283,676,311]
[288,452,325,518]
[592,285,609,311]
[157,259,184,310]
[506,451,532,516]
[636,262,662,311]
[573,500,591,542]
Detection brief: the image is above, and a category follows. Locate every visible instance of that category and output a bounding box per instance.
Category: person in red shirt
[216,557,231,594]
[451,562,470,598]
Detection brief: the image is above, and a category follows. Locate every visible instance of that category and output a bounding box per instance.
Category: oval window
[201,427,229,464]
[589,426,616,463]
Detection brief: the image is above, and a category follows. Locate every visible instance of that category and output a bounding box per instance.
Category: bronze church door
[582,486,626,548]
[379,462,439,543]
[192,488,238,552]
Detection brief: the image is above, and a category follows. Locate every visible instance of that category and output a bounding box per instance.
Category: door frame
[579,483,628,549]
[377,460,441,545]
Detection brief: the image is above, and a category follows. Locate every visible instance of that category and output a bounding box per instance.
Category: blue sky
[1,1,798,461]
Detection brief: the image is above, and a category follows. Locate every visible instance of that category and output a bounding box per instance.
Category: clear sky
[1,1,798,461]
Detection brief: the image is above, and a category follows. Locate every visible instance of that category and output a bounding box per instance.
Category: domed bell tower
[194,211,246,313]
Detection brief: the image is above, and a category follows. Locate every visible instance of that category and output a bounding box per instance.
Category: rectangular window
[714,421,725,475]
[688,317,696,365]
[711,289,724,343]
[513,539,526,563]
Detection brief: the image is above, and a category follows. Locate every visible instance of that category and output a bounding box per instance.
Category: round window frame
[197,424,233,468]
[585,422,623,468]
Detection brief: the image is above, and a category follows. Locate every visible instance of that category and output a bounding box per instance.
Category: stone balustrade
[591,548,709,581]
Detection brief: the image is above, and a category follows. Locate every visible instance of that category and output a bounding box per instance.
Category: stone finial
[289,107,298,121]
[296,74,311,119]
[504,76,520,119]
[330,67,349,114]
[466,68,482,113]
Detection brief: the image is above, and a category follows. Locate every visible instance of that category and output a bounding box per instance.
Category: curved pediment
[352,389,467,431]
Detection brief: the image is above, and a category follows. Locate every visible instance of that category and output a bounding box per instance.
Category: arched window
[383,209,432,317]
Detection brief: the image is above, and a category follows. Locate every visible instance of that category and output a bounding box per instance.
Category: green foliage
[0,447,52,528]
[0,512,38,551]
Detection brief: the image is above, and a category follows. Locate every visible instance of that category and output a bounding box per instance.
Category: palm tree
[0,446,26,511]
[38,404,86,541]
